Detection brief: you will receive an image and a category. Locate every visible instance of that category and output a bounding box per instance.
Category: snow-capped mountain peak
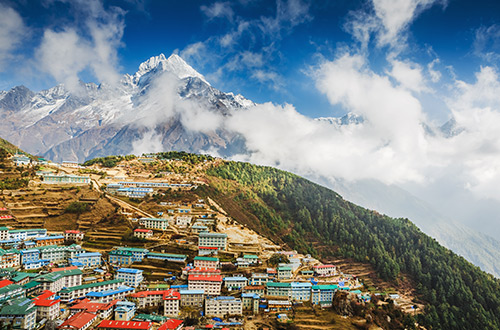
[133,53,209,86]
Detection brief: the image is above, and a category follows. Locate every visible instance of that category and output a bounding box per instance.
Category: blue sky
[1,0,499,120]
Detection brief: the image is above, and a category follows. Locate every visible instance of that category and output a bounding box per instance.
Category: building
[0,227,9,241]
[223,276,248,290]
[62,161,79,168]
[33,290,61,320]
[34,235,65,246]
[139,218,169,230]
[0,283,25,303]
[175,215,192,227]
[8,228,47,241]
[133,229,153,239]
[290,282,312,302]
[242,293,260,314]
[65,230,85,242]
[205,296,243,317]
[129,290,170,309]
[188,275,222,295]
[313,264,337,276]
[108,250,132,266]
[179,289,204,308]
[69,299,116,320]
[115,268,143,287]
[58,279,124,302]
[277,266,292,280]
[12,154,31,166]
[98,320,152,330]
[191,225,208,234]
[146,252,186,263]
[311,285,338,306]
[58,312,98,330]
[116,187,153,199]
[198,233,227,251]
[266,282,291,298]
[242,254,259,265]
[249,273,270,286]
[0,248,20,269]
[0,297,37,330]
[267,300,292,313]
[198,246,218,256]
[43,174,90,184]
[162,289,181,317]
[86,286,134,304]
[157,319,183,330]
[38,244,83,263]
[193,256,219,269]
[244,285,266,296]
[35,269,83,293]
[70,252,102,268]
[114,301,136,321]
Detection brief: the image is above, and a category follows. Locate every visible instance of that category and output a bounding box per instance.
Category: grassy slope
[202,160,500,330]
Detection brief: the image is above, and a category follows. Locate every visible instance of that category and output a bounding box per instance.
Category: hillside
[0,137,29,156]
[202,161,500,330]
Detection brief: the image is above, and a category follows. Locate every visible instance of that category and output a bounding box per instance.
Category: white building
[193,256,219,269]
[198,232,227,251]
[163,290,181,317]
[65,230,84,242]
[115,268,144,287]
[188,275,222,295]
[175,215,192,228]
[205,296,243,317]
[133,229,153,239]
[139,218,169,231]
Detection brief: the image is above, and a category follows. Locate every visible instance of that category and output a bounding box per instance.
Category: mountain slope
[202,160,500,330]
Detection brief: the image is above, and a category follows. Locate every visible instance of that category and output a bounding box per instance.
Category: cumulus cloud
[0,3,26,70]
[201,2,234,22]
[388,59,427,92]
[35,0,125,92]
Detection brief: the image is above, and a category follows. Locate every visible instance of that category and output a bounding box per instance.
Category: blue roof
[86,286,134,297]
[76,252,101,257]
[117,268,142,274]
[35,235,64,240]
[179,289,204,295]
[224,277,248,281]
[291,282,313,288]
[242,293,260,299]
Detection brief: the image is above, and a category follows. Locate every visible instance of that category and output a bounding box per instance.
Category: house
[242,293,260,314]
[133,229,153,239]
[34,235,64,246]
[98,320,152,330]
[115,268,143,287]
[129,290,169,309]
[267,300,292,313]
[311,285,338,306]
[65,230,85,242]
[188,275,222,295]
[249,273,270,286]
[266,282,291,298]
[0,248,20,269]
[242,254,259,265]
[38,244,83,263]
[277,266,292,280]
[108,250,132,266]
[69,299,116,320]
[198,232,227,251]
[8,228,47,241]
[86,286,134,304]
[205,296,243,317]
[175,215,192,228]
[193,256,219,269]
[33,290,60,320]
[162,289,181,317]
[191,225,208,234]
[223,276,248,290]
[0,283,26,302]
[70,252,102,268]
[0,297,37,330]
[58,279,124,302]
[198,246,218,256]
[58,312,98,330]
[35,269,83,293]
[179,289,204,308]
[12,154,31,166]
[290,282,312,302]
[243,285,266,296]
[43,174,90,184]
[313,264,336,276]
[116,187,153,199]
[0,227,9,241]
[139,218,169,231]
[146,252,186,263]
[114,301,136,321]
[62,161,79,168]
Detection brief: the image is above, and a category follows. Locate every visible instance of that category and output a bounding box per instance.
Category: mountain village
[0,152,414,330]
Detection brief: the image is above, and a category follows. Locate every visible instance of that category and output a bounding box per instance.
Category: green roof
[0,248,19,256]
[267,282,291,288]
[10,273,31,283]
[36,269,82,282]
[243,255,259,259]
[0,298,36,316]
[194,256,218,262]
[116,247,148,253]
[22,281,41,289]
[109,250,132,256]
[59,279,123,293]
[134,314,168,322]
[0,284,22,295]
[277,266,292,271]
[147,252,187,258]
[147,284,170,289]
[312,285,338,290]
[0,227,9,231]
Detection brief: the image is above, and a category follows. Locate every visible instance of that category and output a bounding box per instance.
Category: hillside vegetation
[204,161,500,330]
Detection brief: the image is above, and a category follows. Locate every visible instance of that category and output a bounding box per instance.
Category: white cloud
[0,3,26,70]
[35,0,125,92]
[473,24,500,63]
[201,2,234,22]
[389,59,427,92]
[131,130,164,156]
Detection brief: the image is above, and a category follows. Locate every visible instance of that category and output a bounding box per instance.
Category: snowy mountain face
[0,54,252,162]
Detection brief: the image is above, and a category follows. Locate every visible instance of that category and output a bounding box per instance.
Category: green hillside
[0,137,25,156]
[203,160,500,330]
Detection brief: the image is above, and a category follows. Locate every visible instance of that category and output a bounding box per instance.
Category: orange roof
[314,264,335,269]
[98,320,152,330]
[65,230,83,234]
[162,289,180,301]
[188,275,222,282]
[51,266,78,272]
[70,299,114,312]
[158,319,183,330]
[58,312,97,330]
[0,279,13,289]
[189,267,220,274]
[134,229,152,233]
[129,290,170,298]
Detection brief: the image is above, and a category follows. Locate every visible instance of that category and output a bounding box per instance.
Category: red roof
[162,289,181,301]
[51,266,79,272]
[134,229,153,233]
[158,319,183,330]
[58,312,97,330]
[98,320,152,330]
[65,230,83,234]
[34,290,58,306]
[188,274,222,282]
[0,280,13,288]
[129,290,170,298]
[189,267,220,274]
[314,264,335,269]
[70,299,114,312]
[198,246,218,250]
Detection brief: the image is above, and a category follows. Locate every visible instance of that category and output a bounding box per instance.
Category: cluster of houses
[106,182,193,199]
